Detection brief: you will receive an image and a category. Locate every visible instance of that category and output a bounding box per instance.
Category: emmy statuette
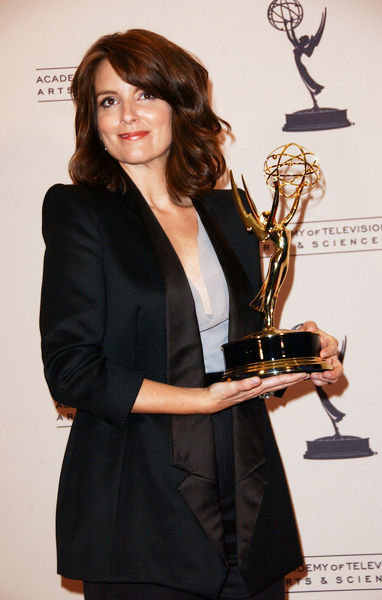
[223,142,333,381]
[267,0,352,132]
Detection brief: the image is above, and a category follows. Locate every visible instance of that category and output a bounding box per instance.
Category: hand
[298,321,343,386]
[205,371,309,413]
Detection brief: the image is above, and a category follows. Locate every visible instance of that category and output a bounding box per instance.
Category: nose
[121,100,139,125]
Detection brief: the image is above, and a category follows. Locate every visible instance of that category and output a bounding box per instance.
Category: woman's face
[95,60,172,176]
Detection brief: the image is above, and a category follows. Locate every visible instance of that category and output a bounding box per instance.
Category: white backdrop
[1,1,381,598]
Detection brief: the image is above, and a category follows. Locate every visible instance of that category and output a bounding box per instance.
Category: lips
[119,131,149,141]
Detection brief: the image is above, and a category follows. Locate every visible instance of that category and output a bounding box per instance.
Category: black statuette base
[304,435,375,460]
[222,330,331,380]
[283,107,352,132]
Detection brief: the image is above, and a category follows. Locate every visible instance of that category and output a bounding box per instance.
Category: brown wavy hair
[69,29,231,201]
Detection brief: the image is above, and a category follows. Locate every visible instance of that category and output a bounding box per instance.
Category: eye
[99,96,118,108]
[138,91,155,101]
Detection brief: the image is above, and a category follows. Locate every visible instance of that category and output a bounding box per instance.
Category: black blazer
[40,176,302,599]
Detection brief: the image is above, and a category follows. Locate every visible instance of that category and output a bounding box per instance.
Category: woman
[40,29,342,600]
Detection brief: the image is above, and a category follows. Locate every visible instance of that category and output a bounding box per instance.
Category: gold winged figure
[230,171,303,333]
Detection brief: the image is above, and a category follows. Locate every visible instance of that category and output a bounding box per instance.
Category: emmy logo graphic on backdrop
[304,336,375,459]
[267,0,352,131]
[223,143,333,386]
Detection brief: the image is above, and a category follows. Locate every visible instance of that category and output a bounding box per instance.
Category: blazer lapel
[195,198,267,568]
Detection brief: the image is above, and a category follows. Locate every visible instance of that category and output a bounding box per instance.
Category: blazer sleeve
[40,184,144,427]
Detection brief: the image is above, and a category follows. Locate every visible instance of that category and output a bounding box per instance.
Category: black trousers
[83,579,284,600]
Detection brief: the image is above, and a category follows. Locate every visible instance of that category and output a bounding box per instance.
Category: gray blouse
[187,216,229,374]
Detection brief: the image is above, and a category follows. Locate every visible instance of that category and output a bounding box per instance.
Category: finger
[209,376,262,400]
[298,320,318,333]
[319,332,339,357]
[264,371,308,387]
[311,375,334,387]
[310,373,342,386]
[256,372,309,395]
[236,375,262,391]
[325,355,343,376]
[310,359,343,385]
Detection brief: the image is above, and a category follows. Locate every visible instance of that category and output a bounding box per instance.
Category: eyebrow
[95,90,118,98]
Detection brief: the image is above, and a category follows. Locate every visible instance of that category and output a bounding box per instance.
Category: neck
[121,162,173,209]
[121,162,191,210]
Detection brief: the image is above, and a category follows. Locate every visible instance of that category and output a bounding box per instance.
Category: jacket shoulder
[42,184,133,229]
[202,188,249,221]
[43,183,110,211]
[203,188,235,210]
[201,188,249,235]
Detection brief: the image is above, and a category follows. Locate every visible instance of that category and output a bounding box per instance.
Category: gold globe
[263,142,320,199]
